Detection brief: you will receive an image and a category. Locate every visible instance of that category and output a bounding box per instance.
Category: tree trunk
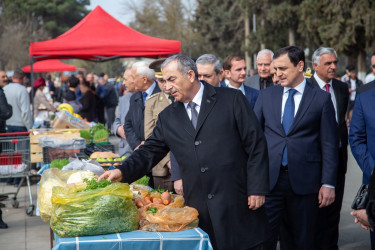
[357,50,366,82]
[260,17,265,49]
[288,27,295,46]
[244,12,251,71]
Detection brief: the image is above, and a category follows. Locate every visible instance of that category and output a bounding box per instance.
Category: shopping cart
[0,132,34,216]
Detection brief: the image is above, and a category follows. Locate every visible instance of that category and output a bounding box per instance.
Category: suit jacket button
[195,141,201,146]
[208,194,213,199]
[201,167,206,173]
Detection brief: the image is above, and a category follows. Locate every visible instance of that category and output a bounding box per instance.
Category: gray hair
[196,54,222,75]
[257,49,274,61]
[132,61,155,80]
[161,54,198,80]
[312,47,337,66]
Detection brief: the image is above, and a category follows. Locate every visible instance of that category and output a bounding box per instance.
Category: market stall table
[52,228,213,250]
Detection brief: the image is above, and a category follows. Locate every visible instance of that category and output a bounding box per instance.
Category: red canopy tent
[22,59,76,72]
[29,6,181,62]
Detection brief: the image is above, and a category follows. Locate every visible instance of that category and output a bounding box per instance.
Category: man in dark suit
[254,46,338,250]
[196,54,226,87]
[245,49,274,90]
[349,85,375,249]
[124,61,160,151]
[357,79,375,95]
[100,54,270,250]
[223,55,259,108]
[124,61,160,188]
[308,47,349,250]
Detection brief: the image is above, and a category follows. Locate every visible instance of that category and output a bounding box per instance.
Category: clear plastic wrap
[38,136,86,149]
[62,159,105,177]
[50,182,139,238]
[38,168,96,222]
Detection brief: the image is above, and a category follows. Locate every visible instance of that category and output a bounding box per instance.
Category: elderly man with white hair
[123,61,161,187]
[245,49,274,90]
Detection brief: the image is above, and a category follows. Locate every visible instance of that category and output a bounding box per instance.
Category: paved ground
[0,138,371,249]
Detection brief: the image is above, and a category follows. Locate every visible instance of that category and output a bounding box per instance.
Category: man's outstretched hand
[98,169,123,183]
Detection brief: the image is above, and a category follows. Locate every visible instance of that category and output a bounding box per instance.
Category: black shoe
[0,220,8,229]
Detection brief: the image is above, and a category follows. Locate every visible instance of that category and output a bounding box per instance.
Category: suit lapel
[272,85,285,135]
[134,92,144,110]
[171,101,196,138]
[288,82,316,134]
[195,83,217,133]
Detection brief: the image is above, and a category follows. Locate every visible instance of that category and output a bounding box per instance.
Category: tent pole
[30,56,34,124]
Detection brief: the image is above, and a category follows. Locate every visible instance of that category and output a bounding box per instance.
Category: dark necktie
[281,89,297,166]
[188,101,198,129]
[142,92,148,106]
[168,95,175,103]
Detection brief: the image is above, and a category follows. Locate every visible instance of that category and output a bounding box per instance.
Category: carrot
[161,192,171,205]
[144,196,152,205]
[152,198,163,204]
[135,200,144,208]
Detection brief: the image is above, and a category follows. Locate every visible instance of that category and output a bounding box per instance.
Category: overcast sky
[88,0,136,25]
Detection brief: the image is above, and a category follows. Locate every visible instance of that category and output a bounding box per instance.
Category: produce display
[38,168,96,222]
[131,185,199,232]
[80,129,91,143]
[89,123,110,143]
[89,151,126,167]
[50,180,139,238]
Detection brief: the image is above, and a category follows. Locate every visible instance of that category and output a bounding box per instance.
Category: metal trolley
[0,132,34,216]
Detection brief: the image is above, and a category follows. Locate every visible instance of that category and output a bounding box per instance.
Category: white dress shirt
[281,79,306,123]
[349,79,356,101]
[143,81,157,101]
[184,82,204,120]
[226,82,246,96]
[313,73,338,122]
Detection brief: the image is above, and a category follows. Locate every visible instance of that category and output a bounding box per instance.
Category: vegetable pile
[50,181,139,237]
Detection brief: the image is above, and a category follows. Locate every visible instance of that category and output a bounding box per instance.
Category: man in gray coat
[245,49,274,90]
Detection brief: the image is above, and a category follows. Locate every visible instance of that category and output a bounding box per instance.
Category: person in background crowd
[341,65,351,83]
[345,64,363,113]
[349,83,375,249]
[196,54,225,87]
[3,69,32,187]
[123,61,160,188]
[96,76,118,130]
[46,74,56,101]
[245,49,274,90]
[100,54,270,250]
[113,68,135,157]
[145,58,175,192]
[309,47,349,250]
[0,71,12,229]
[63,76,81,113]
[78,80,96,122]
[269,61,280,85]
[254,46,338,250]
[365,52,375,84]
[32,77,57,118]
[223,55,259,109]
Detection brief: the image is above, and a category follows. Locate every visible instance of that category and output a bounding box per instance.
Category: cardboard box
[29,129,81,163]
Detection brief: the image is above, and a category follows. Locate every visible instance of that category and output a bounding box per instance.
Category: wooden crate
[29,129,81,163]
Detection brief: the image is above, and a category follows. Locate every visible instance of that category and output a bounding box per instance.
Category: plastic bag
[62,159,105,177]
[52,110,90,129]
[38,136,86,149]
[38,168,96,222]
[139,205,199,232]
[50,182,139,238]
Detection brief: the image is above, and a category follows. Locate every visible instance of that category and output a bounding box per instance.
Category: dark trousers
[5,126,28,185]
[106,106,116,132]
[153,174,174,193]
[314,152,346,250]
[371,231,375,250]
[265,171,319,250]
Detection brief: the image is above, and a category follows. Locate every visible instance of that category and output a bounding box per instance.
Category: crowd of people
[0,47,375,249]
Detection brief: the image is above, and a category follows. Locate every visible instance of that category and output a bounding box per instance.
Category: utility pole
[244,7,251,72]
[253,14,257,70]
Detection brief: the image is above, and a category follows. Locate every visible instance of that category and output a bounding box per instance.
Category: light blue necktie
[142,92,148,106]
[281,89,297,166]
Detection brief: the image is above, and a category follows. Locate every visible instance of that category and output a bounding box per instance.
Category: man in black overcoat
[100,55,270,250]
